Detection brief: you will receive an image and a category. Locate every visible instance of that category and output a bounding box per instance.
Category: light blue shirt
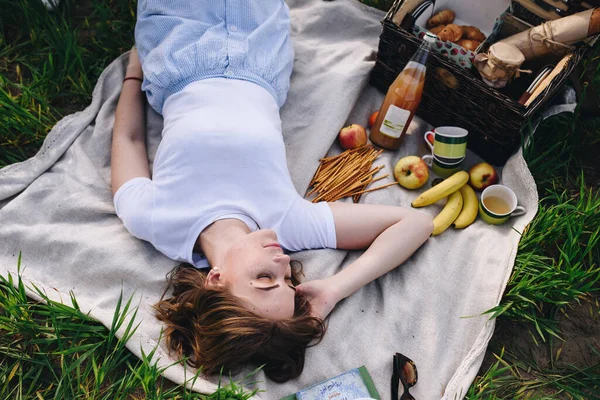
[135,0,294,114]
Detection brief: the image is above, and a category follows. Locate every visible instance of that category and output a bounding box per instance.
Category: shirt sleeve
[278,197,337,251]
[113,177,154,243]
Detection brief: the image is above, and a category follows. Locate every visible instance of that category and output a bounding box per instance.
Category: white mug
[424,126,468,162]
[479,184,526,225]
[422,154,464,178]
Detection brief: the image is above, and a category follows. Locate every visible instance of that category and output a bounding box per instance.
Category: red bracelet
[123,76,143,83]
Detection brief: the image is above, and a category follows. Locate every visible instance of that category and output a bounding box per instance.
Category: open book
[280,366,380,400]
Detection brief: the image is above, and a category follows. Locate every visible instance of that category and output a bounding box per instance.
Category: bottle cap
[423,32,437,43]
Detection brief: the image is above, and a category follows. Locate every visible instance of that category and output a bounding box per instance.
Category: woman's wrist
[325,275,349,303]
[327,259,372,301]
[125,65,143,80]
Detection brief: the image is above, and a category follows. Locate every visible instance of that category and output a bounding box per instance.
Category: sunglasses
[391,352,418,400]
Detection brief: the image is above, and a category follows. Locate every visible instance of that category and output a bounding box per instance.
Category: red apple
[338,124,367,150]
[394,156,429,189]
[468,162,499,191]
[426,134,434,146]
[368,111,379,128]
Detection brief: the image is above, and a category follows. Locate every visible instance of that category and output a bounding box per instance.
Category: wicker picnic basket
[370,0,597,165]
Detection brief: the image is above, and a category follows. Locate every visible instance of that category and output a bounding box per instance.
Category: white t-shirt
[114,78,337,268]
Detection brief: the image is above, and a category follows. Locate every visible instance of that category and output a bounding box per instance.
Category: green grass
[467,347,600,399]
[487,86,600,339]
[468,49,600,397]
[0,0,135,166]
[1,0,599,398]
[488,180,600,340]
[0,255,262,399]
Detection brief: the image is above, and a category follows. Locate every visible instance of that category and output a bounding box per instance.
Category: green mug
[424,126,468,162]
[422,154,464,178]
[479,185,526,225]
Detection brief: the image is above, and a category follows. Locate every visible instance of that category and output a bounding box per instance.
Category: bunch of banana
[411,171,478,235]
[453,184,478,229]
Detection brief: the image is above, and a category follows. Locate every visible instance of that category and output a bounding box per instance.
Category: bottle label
[379,105,411,139]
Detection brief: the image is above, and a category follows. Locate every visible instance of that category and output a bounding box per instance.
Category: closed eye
[254,274,294,290]
[256,284,280,291]
[255,283,296,292]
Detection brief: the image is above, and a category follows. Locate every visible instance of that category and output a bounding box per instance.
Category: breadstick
[307,147,395,203]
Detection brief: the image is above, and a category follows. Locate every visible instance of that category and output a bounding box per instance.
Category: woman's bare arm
[296,202,433,319]
[111,48,150,196]
[328,201,433,296]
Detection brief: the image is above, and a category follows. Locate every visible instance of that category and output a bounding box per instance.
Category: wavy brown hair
[154,262,326,382]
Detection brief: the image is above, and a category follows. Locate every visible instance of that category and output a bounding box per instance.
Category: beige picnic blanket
[0,0,538,398]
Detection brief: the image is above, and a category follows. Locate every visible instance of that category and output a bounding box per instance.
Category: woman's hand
[126,47,143,79]
[295,279,342,321]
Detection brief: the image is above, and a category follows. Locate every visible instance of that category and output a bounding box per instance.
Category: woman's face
[206,229,296,320]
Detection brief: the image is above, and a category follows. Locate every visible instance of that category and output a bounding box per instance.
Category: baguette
[500,8,599,60]
[589,8,600,35]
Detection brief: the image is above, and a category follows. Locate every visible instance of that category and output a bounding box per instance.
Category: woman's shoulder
[276,198,337,251]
